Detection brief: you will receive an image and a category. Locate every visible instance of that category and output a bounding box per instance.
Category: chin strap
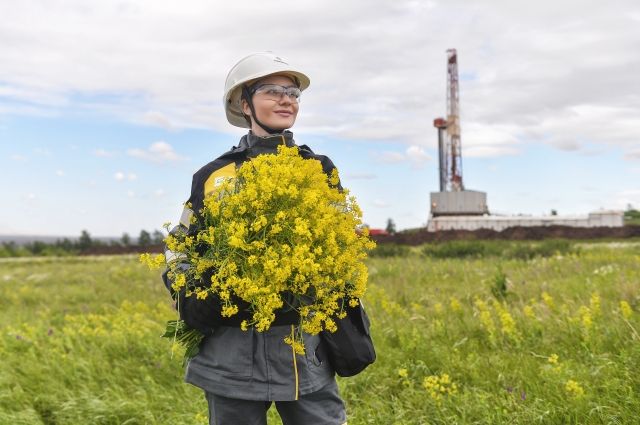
[242,85,286,135]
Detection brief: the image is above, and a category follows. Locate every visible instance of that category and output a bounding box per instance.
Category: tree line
[0,229,165,257]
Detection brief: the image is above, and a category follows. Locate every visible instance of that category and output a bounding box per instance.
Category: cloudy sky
[1,0,639,237]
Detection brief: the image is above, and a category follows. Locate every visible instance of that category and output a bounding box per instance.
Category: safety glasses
[251,84,301,103]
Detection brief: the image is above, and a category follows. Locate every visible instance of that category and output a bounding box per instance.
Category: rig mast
[445,49,464,191]
[430,49,488,218]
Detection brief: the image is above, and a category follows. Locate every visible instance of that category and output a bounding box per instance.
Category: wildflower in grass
[593,264,616,276]
[565,379,585,398]
[423,373,458,404]
[195,412,208,424]
[430,319,445,334]
[589,293,601,317]
[474,298,496,340]
[449,297,462,312]
[493,301,519,341]
[578,305,593,331]
[410,302,422,312]
[541,291,555,309]
[398,367,411,387]
[546,353,562,372]
[434,302,443,314]
[523,305,536,319]
[381,298,405,317]
[620,300,633,319]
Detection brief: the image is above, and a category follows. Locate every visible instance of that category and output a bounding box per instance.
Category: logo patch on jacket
[204,162,236,197]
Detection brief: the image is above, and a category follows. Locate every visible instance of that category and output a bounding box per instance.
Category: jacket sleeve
[161,173,221,334]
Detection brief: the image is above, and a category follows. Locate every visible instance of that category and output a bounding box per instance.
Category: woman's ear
[241,99,251,117]
[240,99,253,127]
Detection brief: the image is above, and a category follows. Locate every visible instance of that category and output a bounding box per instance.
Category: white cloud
[55,170,64,176]
[373,145,432,168]
[127,141,184,163]
[127,190,135,198]
[343,172,377,180]
[613,189,640,210]
[154,188,166,197]
[406,145,431,166]
[0,0,639,159]
[625,149,640,160]
[372,199,390,208]
[114,171,137,181]
[10,154,27,161]
[143,111,174,130]
[94,148,115,157]
[33,148,51,156]
[376,151,405,164]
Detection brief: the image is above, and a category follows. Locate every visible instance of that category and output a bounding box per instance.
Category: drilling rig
[430,49,488,217]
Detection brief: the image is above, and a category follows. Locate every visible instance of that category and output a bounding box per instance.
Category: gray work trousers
[206,380,347,425]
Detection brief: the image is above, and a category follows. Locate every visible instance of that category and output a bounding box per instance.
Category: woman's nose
[278,94,293,105]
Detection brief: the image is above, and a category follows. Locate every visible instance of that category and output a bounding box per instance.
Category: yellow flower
[398,368,408,378]
[221,304,239,317]
[195,288,208,300]
[172,274,187,292]
[423,373,458,403]
[590,293,601,317]
[578,305,592,331]
[449,297,462,312]
[620,300,633,319]
[523,305,536,319]
[542,291,555,309]
[565,380,585,398]
[548,354,559,365]
[139,253,165,270]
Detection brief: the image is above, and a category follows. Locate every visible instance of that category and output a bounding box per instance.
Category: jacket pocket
[196,326,254,378]
[304,333,325,368]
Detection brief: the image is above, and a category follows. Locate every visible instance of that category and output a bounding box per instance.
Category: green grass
[1,242,639,424]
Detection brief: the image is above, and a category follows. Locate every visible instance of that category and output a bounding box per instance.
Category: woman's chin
[266,118,296,130]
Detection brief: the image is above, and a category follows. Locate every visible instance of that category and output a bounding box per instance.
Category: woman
[163,52,348,425]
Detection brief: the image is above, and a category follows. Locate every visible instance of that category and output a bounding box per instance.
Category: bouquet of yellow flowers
[143,145,375,360]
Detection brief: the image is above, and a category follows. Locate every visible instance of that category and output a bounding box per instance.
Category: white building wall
[426,211,624,232]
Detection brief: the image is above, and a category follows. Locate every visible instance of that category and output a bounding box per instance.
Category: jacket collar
[239,130,297,158]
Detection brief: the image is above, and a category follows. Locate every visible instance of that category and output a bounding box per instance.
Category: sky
[1,0,639,237]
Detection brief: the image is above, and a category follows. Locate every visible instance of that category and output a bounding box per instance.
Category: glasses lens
[254,84,301,102]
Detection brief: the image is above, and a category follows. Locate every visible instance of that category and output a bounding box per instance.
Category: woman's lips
[274,110,292,117]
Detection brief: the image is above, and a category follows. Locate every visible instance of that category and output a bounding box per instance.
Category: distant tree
[138,230,152,247]
[56,238,75,252]
[121,232,131,247]
[385,218,397,234]
[550,209,558,216]
[78,230,93,250]
[28,241,48,255]
[152,230,165,245]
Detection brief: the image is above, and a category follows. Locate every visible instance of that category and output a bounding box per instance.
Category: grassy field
[1,241,639,424]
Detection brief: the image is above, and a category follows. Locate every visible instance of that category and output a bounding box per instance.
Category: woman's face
[242,74,299,136]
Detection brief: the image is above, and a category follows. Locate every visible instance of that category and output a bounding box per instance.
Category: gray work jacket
[186,325,335,401]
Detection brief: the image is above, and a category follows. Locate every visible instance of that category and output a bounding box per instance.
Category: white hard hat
[223,52,311,128]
